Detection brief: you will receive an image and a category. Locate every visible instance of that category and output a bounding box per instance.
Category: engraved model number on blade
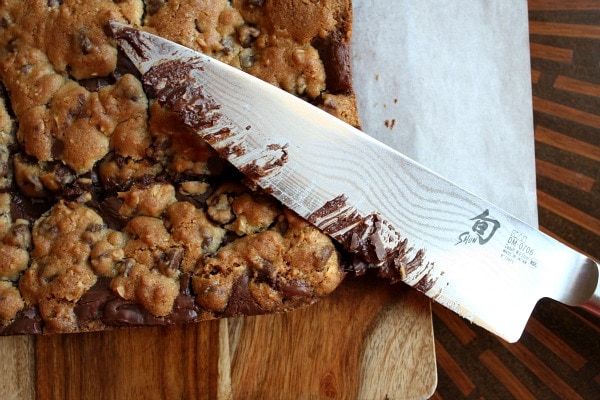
[501,230,538,268]
[454,210,538,269]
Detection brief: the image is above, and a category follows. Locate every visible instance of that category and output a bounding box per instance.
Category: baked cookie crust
[0,0,358,334]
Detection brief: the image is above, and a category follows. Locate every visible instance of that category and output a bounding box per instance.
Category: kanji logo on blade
[456,209,501,246]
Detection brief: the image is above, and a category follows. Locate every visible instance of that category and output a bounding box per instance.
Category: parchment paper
[0,3,537,398]
[351,0,537,226]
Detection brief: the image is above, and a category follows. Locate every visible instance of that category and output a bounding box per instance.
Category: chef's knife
[108,21,599,343]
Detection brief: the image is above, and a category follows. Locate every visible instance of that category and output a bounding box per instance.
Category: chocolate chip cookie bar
[0,0,358,334]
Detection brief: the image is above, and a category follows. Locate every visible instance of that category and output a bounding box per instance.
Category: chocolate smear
[1,306,42,335]
[143,59,221,131]
[308,194,436,287]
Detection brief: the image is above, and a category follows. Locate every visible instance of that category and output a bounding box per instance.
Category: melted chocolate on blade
[107,24,152,62]
[143,59,221,131]
[308,194,436,288]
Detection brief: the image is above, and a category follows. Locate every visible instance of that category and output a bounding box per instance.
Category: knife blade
[108,21,599,343]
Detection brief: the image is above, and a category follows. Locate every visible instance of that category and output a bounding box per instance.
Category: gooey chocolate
[0,0,357,335]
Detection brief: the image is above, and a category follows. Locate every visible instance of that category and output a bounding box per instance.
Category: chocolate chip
[239,48,255,69]
[29,163,75,194]
[0,81,8,100]
[76,30,93,55]
[320,245,334,263]
[311,32,353,94]
[6,38,17,53]
[176,186,214,208]
[79,76,115,92]
[1,306,42,335]
[86,197,128,230]
[221,230,239,246]
[278,279,311,298]
[207,156,227,176]
[244,0,265,7]
[254,259,275,283]
[0,17,11,29]
[112,50,142,81]
[157,247,184,276]
[146,0,166,16]
[104,297,168,327]
[10,192,52,223]
[114,154,128,168]
[237,24,260,48]
[51,138,64,159]
[19,64,33,75]
[65,170,100,199]
[6,222,31,248]
[220,36,234,55]
[103,299,147,326]
[47,0,64,7]
[13,155,45,197]
[119,259,135,277]
[222,272,266,316]
[0,148,10,178]
[166,294,199,323]
[74,277,114,323]
[277,217,289,235]
[86,223,104,233]
[41,273,58,285]
[68,93,87,119]
[179,273,193,295]
[146,136,171,161]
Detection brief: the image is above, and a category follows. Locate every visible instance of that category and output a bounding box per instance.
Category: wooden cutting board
[0,274,436,399]
[228,275,436,399]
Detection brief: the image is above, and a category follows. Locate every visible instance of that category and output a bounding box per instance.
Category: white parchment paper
[351,0,537,226]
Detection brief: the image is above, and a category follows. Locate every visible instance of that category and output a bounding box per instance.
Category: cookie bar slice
[0,0,358,334]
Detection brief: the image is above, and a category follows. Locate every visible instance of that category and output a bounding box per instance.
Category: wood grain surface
[35,319,232,400]
[0,275,435,400]
[0,336,35,400]
[229,275,435,400]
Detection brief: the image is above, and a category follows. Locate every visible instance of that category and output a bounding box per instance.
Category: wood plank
[539,225,590,257]
[531,69,542,84]
[557,301,600,335]
[479,349,537,400]
[569,310,600,335]
[432,303,476,346]
[500,341,585,400]
[35,320,231,400]
[434,339,475,397]
[535,158,595,192]
[535,125,600,162]
[429,392,444,400]
[0,336,35,400]
[533,96,600,129]
[524,317,587,371]
[554,75,600,97]
[529,43,573,63]
[229,276,436,400]
[529,21,600,39]
[528,0,600,10]
[537,190,600,236]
